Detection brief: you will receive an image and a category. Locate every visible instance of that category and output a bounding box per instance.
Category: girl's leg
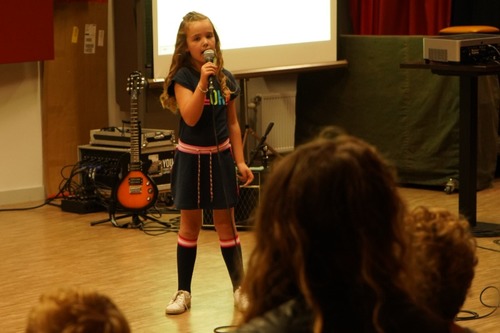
[213,208,244,291]
[166,209,202,315]
[176,209,203,292]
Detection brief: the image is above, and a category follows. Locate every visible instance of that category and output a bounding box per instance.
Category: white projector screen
[152,0,337,79]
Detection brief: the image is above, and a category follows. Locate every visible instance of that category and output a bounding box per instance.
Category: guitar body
[112,70,159,212]
[115,170,158,211]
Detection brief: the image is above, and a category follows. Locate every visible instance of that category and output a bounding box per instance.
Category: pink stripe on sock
[219,235,240,248]
[178,235,198,248]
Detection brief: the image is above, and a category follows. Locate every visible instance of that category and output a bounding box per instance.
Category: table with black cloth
[295,35,500,236]
[401,61,500,236]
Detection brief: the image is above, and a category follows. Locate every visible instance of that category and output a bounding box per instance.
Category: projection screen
[152,0,337,79]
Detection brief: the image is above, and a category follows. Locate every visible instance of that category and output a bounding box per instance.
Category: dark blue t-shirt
[168,66,240,146]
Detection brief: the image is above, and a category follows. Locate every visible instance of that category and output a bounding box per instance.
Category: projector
[423,34,500,64]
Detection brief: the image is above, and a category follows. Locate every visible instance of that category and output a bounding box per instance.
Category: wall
[42,2,109,196]
[0,0,53,206]
[0,63,45,206]
[0,2,110,207]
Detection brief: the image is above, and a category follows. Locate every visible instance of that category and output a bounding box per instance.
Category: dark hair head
[242,133,416,332]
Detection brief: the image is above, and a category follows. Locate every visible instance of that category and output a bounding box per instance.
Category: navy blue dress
[168,67,240,210]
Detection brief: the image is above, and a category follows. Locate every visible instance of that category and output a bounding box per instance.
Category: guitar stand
[90,211,171,229]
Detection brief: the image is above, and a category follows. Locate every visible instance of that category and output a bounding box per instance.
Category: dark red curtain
[55,0,107,2]
[0,0,54,64]
[350,0,452,35]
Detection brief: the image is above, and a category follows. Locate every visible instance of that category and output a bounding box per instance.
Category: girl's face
[185,19,216,69]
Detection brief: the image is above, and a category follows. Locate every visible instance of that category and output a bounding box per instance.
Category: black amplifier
[202,168,266,230]
[77,144,175,193]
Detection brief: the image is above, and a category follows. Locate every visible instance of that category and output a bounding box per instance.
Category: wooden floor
[1,181,499,333]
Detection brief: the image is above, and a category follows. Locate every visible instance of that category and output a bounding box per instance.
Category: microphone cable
[208,82,246,333]
[208,87,242,248]
[455,285,500,321]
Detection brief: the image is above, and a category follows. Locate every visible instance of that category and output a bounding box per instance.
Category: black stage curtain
[451,0,500,28]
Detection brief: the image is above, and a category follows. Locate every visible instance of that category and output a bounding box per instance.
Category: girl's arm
[174,64,213,126]
[227,99,254,186]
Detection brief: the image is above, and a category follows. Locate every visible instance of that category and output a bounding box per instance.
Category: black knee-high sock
[177,236,197,293]
[220,236,244,291]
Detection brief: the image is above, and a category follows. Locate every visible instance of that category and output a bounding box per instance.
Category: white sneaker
[233,287,249,312]
[165,290,191,315]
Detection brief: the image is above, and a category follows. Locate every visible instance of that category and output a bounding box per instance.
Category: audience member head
[240,130,446,332]
[25,287,131,333]
[406,206,478,321]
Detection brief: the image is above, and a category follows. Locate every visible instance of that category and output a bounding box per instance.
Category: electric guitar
[114,71,158,211]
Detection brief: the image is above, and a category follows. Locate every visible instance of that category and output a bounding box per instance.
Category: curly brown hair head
[406,206,477,321]
[25,287,130,333]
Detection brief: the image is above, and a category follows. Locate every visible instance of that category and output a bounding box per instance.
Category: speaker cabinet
[77,144,175,193]
[202,170,263,230]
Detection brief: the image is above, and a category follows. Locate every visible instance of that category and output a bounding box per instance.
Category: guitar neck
[127,71,145,172]
[129,97,141,170]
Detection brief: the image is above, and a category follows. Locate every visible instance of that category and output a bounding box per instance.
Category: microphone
[203,49,215,90]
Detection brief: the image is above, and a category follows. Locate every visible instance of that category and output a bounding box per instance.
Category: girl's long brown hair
[159,11,231,113]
